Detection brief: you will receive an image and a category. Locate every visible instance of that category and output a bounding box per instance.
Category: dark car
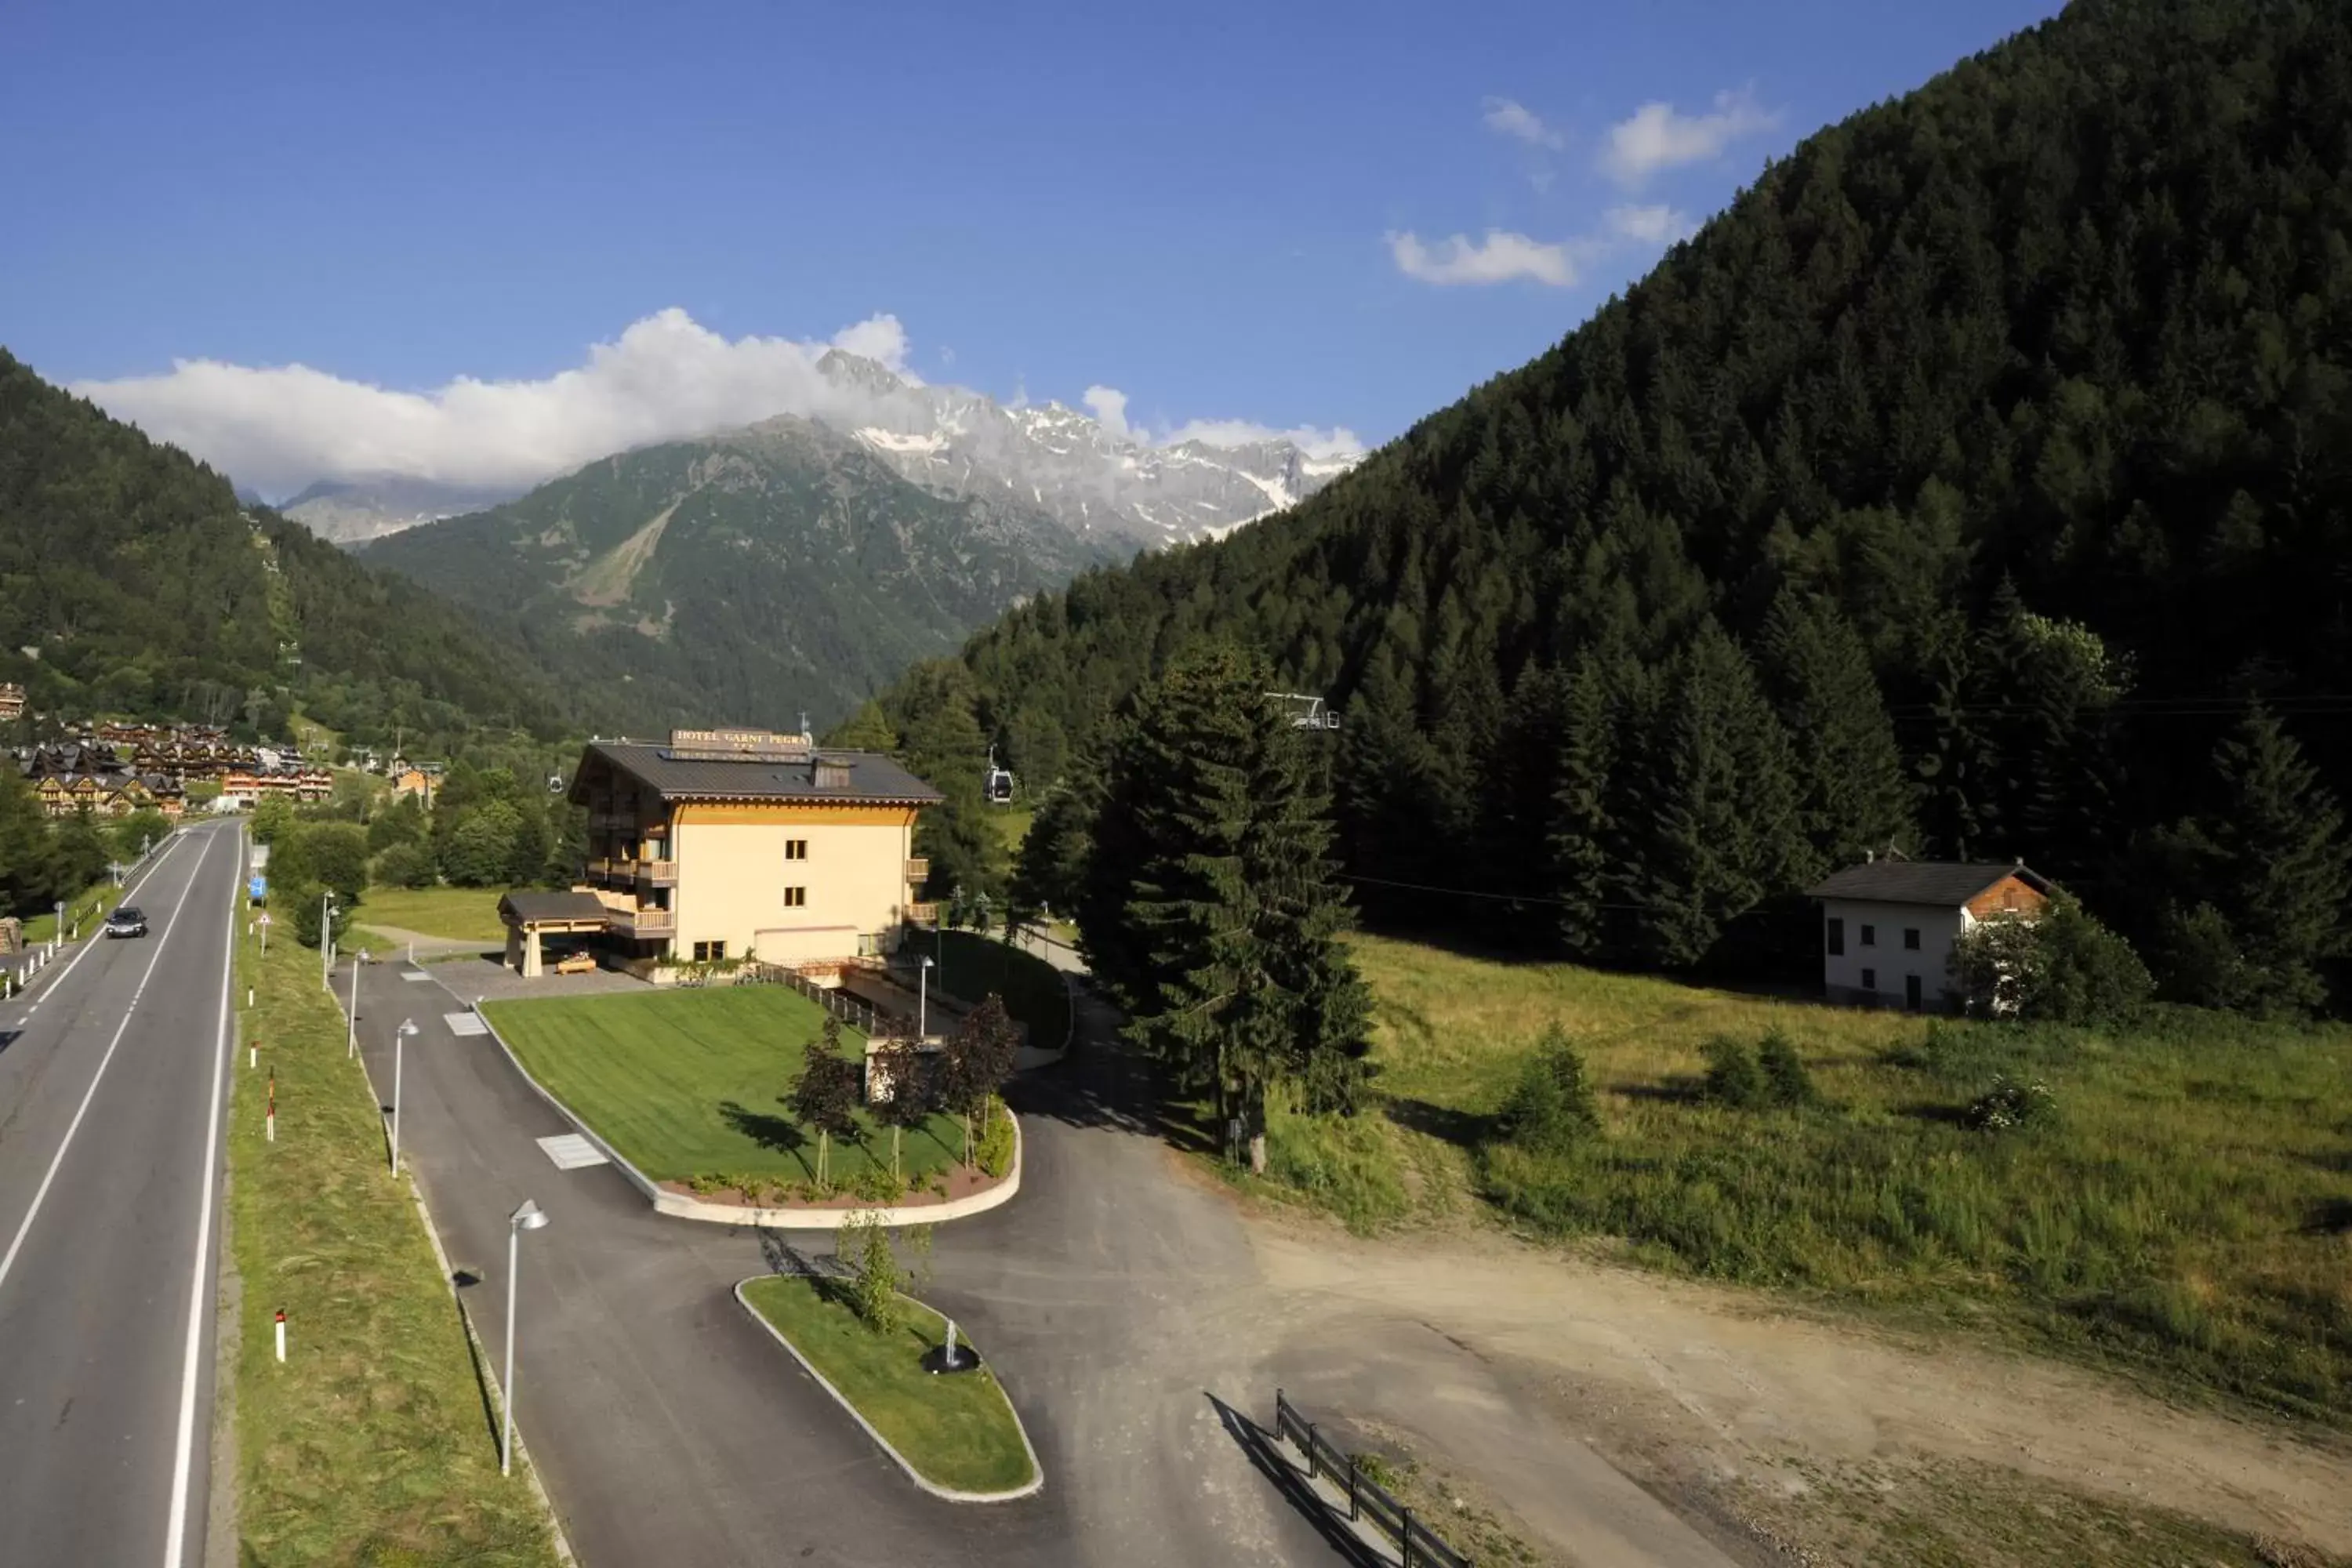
[103,906,147,938]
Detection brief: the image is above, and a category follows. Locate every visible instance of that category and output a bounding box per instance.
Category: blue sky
[2,0,2065,492]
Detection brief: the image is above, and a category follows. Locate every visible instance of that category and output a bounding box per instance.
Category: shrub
[1701,1037,1768,1108]
[1951,897,2152,1025]
[1494,1024,1599,1153]
[975,1096,1016,1178]
[373,841,438,890]
[1755,1030,1818,1107]
[1965,1074,2056,1131]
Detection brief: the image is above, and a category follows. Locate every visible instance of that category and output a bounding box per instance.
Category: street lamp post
[347,950,363,1057]
[52,900,64,955]
[321,891,337,988]
[503,1199,552,1476]
[390,1018,418,1174]
[918,954,935,1038]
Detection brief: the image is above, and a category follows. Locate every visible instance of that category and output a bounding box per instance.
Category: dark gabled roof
[499,891,611,927]
[1807,859,2052,907]
[575,741,942,807]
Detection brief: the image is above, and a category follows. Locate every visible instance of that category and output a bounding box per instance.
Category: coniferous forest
[875,0,2352,1014]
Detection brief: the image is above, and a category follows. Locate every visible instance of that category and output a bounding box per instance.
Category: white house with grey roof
[1807,855,2053,1013]
[550,725,942,977]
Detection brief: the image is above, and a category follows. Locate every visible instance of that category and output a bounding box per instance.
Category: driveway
[350,952,1737,1566]
[347,959,1334,1566]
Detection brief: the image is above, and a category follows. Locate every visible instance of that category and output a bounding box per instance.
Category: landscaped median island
[738,1269,1040,1499]
[485,982,1020,1213]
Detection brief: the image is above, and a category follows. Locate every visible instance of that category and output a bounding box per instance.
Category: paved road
[0,821,241,1568]
[348,956,1333,1567]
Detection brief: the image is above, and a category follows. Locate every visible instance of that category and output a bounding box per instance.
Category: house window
[1860,967,1876,992]
[1825,916,1845,956]
[691,940,728,963]
[785,839,808,861]
[1905,974,1924,1012]
[783,887,807,909]
[1904,927,1921,951]
[1860,924,1877,947]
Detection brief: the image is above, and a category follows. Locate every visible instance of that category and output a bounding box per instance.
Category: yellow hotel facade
[567,727,940,972]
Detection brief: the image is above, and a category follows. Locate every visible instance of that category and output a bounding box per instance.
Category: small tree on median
[837,1209,902,1334]
[789,1016,862,1189]
[938,994,1021,1168]
[868,1034,936,1182]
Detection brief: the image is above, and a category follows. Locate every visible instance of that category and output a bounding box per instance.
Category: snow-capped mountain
[817,350,1361,546]
[281,476,523,544]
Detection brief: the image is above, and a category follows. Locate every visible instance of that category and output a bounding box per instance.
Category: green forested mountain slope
[0,350,581,749]
[878,0,2352,1006]
[360,416,1115,731]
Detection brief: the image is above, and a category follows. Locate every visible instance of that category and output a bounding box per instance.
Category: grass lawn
[487,986,967,1187]
[925,927,1071,1051]
[739,1274,1035,1494]
[229,895,559,1564]
[358,884,508,944]
[1258,934,2352,1427]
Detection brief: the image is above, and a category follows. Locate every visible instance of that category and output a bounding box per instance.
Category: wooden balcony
[585,856,678,889]
[609,904,675,938]
[903,857,930,884]
[903,902,940,927]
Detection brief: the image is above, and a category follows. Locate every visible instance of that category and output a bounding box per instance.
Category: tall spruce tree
[2154,705,2351,1014]
[1628,625,1817,968]
[1759,586,1915,867]
[1548,654,1624,960]
[1083,643,1370,1171]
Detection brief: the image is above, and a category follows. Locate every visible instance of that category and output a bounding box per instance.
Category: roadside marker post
[267,1071,276,1143]
[274,1310,286,1364]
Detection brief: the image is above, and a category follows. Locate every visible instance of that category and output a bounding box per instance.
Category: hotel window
[1860,923,1877,947]
[1903,927,1921,950]
[691,940,728,963]
[783,887,808,909]
[785,839,808,861]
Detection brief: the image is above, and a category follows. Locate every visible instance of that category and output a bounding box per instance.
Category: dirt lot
[1236,1196,2352,1566]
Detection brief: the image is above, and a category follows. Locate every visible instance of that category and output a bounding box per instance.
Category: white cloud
[1599,86,1778,187]
[74,308,897,496]
[1606,204,1694,245]
[71,310,1360,496]
[1161,418,1364,462]
[1386,229,1580,289]
[1080,385,1131,439]
[1481,96,1564,151]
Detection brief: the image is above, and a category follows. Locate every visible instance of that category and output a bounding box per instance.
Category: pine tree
[825,699,899,752]
[1759,586,1915,866]
[1628,625,1817,968]
[1548,655,1621,960]
[1087,644,1370,1171]
[2158,706,2351,1014]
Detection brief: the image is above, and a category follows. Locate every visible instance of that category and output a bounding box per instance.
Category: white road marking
[445,1012,488,1036]
[0,830,208,1297]
[536,1133,610,1170]
[163,824,238,1568]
